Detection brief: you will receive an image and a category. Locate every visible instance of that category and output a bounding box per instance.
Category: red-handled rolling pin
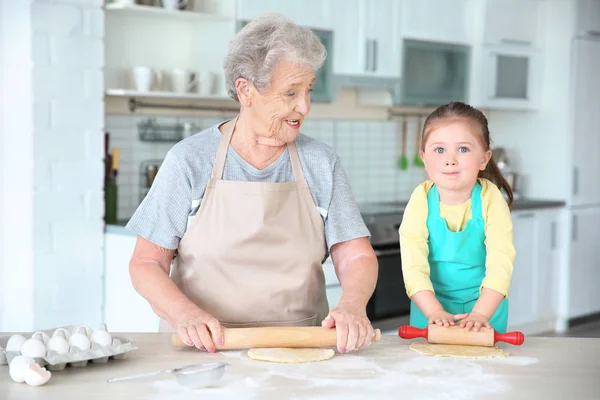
[398,325,525,347]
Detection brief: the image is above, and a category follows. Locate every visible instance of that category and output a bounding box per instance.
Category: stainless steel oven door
[367,245,411,332]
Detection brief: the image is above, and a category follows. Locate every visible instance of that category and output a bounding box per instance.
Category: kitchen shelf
[105,89,231,101]
[104,3,232,22]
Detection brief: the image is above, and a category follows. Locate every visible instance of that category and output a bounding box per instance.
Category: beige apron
[160,117,329,331]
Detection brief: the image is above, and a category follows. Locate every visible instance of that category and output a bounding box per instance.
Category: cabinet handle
[572,214,578,242]
[364,39,371,72]
[586,30,600,37]
[500,38,532,46]
[372,39,378,72]
[516,212,535,219]
[551,221,556,250]
[573,167,579,196]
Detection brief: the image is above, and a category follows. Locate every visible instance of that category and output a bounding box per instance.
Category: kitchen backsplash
[105,114,429,221]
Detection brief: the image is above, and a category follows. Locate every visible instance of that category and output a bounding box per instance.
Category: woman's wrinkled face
[247,60,315,145]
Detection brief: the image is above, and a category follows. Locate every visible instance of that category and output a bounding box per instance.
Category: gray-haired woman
[126,13,378,354]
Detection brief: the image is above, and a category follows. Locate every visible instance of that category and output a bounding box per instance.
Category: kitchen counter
[2,333,599,399]
[105,198,566,236]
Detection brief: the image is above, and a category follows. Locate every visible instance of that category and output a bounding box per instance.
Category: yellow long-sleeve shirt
[399,178,515,299]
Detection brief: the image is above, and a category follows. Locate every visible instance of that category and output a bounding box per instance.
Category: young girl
[400,102,515,334]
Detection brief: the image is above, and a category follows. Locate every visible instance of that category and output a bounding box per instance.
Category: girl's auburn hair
[421,101,513,208]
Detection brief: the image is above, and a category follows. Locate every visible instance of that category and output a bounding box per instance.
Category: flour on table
[409,342,509,358]
[247,348,335,363]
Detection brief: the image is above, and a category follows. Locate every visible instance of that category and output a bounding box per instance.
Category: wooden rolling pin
[398,325,524,347]
[171,326,382,350]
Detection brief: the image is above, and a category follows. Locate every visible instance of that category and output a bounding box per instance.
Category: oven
[362,206,412,332]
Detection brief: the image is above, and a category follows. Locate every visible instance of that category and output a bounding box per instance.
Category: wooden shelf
[104,3,232,22]
[106,89,232,101]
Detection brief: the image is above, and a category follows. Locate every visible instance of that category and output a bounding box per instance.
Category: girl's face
[421,120,492,195]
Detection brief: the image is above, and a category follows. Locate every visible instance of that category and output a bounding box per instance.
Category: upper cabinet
[483,0,543,47]
[576,0,600,36]
[236,0,332,30]
[331,0,401,78]
[401,0,473,45]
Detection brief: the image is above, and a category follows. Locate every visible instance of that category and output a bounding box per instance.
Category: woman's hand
[173,306,224,353]
[427,310,469,327]
[457,312,491,332]
[321,302,374,353]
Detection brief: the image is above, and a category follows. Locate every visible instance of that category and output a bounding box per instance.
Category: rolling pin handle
[494,330,525,346]
[398,325,428,340]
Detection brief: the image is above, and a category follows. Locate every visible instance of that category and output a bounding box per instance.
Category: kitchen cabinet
[235,0,332,30]
[104,3,235,100]
[331,0,401,78]
[401,0,472,45]
[569,206,600,318]
[576,0,600,36]
[475,44,542,110]
[104,232,160,332]
[507,209,561,333]
[571,39,600,207]
[483,0,542,47]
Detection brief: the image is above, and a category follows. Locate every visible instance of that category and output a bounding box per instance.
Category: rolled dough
[409,342,509,359]
[247,348,335,363]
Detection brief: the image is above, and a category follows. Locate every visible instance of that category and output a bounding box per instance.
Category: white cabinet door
[326,286,343,311]
[569,207,600,318]
[572,39,600,207]
[577,0,600,35]
[332,0,401,77]
[236,0,332,29]
[104,233,160,332]
[535,210,559,322]
[364,0,401,78]
[331,0,365,76]
[484,0,542,47]
[507,211,537,329]
[402,0,471,44]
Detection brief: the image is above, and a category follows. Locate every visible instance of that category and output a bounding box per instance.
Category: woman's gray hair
[223,13,327,102]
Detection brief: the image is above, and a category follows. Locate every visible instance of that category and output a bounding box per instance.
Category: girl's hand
[458,312,492,332]
[427,310,469,327]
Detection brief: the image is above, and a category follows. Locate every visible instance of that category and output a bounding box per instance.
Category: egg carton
[0,325,137,371]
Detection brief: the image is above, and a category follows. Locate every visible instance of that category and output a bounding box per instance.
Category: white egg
[68,329,91,350]
[47,336,70,354]
[90,330,112,347]
[9,355,35,383]
[23,363,52,387]
[5,334,27,353]
[21,334,47,358]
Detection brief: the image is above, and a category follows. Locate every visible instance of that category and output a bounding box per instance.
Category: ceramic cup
[169,68,197,93]
[160,0,188,11]
[196,71,217,96]
[132,66,155,92]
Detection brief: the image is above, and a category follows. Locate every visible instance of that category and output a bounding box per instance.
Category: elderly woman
[126,13,378,354]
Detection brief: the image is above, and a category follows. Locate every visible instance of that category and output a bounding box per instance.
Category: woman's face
[246,60,315,145]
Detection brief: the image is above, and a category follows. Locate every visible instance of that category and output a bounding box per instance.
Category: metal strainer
[107,362,229,389]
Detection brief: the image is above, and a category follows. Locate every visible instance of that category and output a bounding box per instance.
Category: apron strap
[211,116,238,180]
[427,184,441,218]
[287,141,307,185]
[211,115,308,185]
[471,180,483,219]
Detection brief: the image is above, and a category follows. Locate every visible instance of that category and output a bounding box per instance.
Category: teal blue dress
[409,182,509,333]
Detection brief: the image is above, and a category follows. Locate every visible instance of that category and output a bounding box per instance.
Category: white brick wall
[0,0,105,331]
[106,114,429,221]
[31,0,105,331]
